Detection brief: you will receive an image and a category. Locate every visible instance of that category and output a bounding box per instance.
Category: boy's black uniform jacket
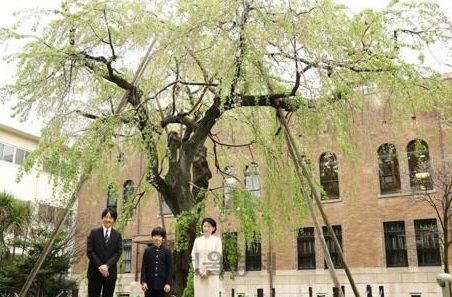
[140,244,173,290]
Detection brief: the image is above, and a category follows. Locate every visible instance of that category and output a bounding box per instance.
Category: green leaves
[3,1,452,294]
[0,224,77,296]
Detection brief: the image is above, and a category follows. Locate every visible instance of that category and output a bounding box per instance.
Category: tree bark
[444,201,449,273]
[172,217,198,296]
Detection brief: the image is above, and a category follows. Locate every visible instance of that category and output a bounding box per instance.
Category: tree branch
[230,1,251,96]
[208,133,255,148]
[81,51,142,106]
[142,80,218,107]
[234,93,300,111]
[102,7,116,60]
[269,47,392,73]
[161,115,199,130]
[186,47,217,95]
[75,110,98,120]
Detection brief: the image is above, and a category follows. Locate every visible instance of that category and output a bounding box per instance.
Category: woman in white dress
[191,217,222,297]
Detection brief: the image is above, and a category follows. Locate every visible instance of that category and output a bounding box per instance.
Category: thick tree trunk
[172,146,212,295]
[192,146,212,201]
[172,218,198,296]
[153,144,212,295]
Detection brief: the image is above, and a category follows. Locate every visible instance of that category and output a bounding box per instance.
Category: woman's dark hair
[201,217,217,234]
[151,226,167,239]
[101,207,118,221]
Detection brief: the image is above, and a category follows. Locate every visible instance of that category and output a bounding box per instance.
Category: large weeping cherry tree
[2,0,452,294]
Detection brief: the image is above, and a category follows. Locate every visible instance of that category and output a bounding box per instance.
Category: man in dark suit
[140,227,172,297]
[87,208,122,297]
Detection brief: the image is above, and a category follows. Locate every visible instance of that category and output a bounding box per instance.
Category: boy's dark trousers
[88,277,116,297]
[145,289,167,297]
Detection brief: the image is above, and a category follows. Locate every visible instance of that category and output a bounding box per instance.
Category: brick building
[72,79,452,297]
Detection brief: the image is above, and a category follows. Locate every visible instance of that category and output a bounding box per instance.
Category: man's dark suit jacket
[87,227,122,280]
[140,244,173,290]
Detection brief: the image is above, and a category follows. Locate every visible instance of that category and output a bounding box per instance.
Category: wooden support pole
[277,108,360,297]
[19,174,88,297]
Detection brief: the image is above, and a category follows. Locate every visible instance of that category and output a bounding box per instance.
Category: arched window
[319,152,339,200]
[407,139,433,190]
[106,184,117,211]
[224,166,237,210]
[378,143,401,194]
[123,180,135,205]
[244,163,260,197]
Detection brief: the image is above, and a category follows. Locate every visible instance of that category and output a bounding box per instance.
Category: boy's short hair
[101,207,118,221]
[151,226,166,239]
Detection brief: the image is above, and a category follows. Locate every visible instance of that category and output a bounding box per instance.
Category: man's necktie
[104,230,109,245]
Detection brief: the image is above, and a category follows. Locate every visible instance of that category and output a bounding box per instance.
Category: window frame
[14,148,26,165]
[384,221,408,267]
[0,142,31,166]
[222,232,239,272]
[414,218,441,266]
[158,195,173,216]
[106,184,117,212]
[223,166,238,211]
[319,152,340,200]
[123,180,135,204]
[2,144,15,163]
[245,235,262,271]
[244,163,260,197]
[121,239,132,273]
[322,225,343,269]
[407,139,433,191]
[377,143,401,195]
[297,227,316,269]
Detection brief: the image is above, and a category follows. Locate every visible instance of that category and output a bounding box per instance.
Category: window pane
[246,236,261,271]
[224,166,238,210]
[415,219,441,266]
[223,232,238,271]
[322,225,343,268]
[123,180,135,203]
[14,148,26,165]
[122,239,132,273]
[245,164,260,197]
[2,145,14,163]
[384,221,408,267]
[378,144,401,194]
[107,184,117,211]
[159,196,173,216]
[319,152,339,199]
[407,140,433,191]
[298,227,316,269]
[38,203,64,224]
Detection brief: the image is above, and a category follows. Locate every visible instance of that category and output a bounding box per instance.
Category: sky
[0,0,60,135]
[0,0,451,135]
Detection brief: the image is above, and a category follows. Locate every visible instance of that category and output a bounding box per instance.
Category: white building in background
[0,121,68,220]
[0,121,50,201]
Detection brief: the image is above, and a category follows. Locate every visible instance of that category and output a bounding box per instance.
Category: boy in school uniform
[140,227,172,297]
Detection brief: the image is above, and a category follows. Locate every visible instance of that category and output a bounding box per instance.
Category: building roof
[0,121,40,142]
